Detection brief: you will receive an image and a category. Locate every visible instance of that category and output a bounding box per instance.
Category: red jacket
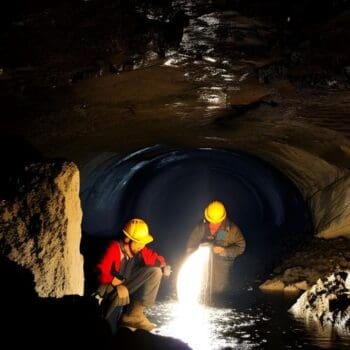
[97,241,166,284]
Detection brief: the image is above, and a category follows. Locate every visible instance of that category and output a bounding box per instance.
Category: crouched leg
[119,266,163,330]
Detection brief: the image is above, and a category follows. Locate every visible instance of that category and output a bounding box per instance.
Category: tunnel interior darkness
[81,145,311,291]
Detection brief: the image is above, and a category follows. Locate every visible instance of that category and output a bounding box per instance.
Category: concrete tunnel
[80,145,311,293]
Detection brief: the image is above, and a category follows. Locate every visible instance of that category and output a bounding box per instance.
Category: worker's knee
[147,266,163,280]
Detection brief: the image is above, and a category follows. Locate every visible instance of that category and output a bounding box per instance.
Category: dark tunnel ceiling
[81,145,311,265]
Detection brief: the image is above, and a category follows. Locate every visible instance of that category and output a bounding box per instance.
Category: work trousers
[97,266,162,333]
[125,266,163,307]
[98,266,163,315]
[212,256,233,294]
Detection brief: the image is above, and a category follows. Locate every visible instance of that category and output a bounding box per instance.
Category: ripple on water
[148,297,350,350]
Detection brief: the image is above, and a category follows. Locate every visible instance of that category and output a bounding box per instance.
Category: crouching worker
[95,218,171,333]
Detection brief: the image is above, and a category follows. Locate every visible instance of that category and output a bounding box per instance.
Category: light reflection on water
[149,301,262,349]
[148,294,350,350]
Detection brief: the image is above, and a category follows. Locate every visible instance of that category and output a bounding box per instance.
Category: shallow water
[148,291,350,350]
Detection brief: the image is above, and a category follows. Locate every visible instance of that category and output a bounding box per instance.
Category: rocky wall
[0,161,84,297]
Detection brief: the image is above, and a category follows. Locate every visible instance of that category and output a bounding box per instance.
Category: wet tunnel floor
[148,291,350,350]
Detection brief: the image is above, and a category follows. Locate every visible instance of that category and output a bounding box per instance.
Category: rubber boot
[119,301,156,331]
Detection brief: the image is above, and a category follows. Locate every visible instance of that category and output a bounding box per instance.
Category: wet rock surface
[0,160,83,297]
[260,237,350,293]
[290,270,350,336]
[1,0,350,139]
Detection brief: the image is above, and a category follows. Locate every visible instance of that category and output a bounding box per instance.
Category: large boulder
[0,161,84,297]
[289,271,350,336]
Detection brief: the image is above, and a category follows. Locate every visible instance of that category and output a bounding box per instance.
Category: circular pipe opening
[81,145,311,289]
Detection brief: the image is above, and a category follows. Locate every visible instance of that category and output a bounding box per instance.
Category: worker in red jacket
[96,218,171,332]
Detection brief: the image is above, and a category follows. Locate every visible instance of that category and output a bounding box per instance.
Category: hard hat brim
[123,229,154,244]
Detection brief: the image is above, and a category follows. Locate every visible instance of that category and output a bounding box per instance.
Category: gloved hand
[162,265,172,277]
[115,284,130,306]
[213,246,225,255]
[186,247,193,255]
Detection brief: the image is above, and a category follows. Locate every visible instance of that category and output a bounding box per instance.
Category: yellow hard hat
[204,201,226,223]
[122,218,154,244]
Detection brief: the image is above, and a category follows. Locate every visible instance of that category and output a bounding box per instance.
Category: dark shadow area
[0,0,187,86]
[0,255,111,349]
[0,255,192,349]
[0,135,43,198]
[116,327,191,349]
[80,234,113,296]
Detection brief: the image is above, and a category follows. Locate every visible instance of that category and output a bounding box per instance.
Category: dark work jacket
[186,218,246,259]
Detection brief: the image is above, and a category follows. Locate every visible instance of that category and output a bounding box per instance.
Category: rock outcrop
[0,161,84,297]
[289,271,350,336]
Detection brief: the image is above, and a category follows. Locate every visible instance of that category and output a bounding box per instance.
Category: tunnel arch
[80,145,312,287]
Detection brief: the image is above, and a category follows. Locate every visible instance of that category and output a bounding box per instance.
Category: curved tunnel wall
[80,145,311,274]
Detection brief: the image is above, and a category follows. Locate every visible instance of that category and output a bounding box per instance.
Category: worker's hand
[115,284,130,306]
[111,276,124,287]
[213,246,225,255]
[162,265,172,277]
[185,248,196,257]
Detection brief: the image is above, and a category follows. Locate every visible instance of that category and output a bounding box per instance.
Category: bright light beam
[177,243,212,305]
